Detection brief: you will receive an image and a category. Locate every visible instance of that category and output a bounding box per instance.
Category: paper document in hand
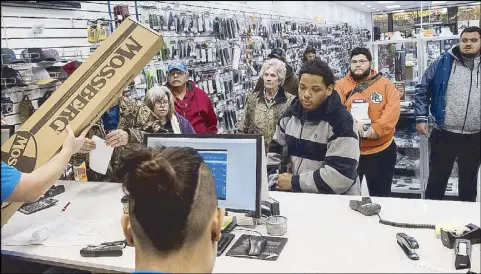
[89,135,115,175]
[2,219,111,247]
[350,101,370,122]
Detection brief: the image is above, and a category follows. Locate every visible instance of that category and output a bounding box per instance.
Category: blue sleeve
[178,115,196,134]
[1,162,22,202]
[184,117,196,134]
[414,56,441,123]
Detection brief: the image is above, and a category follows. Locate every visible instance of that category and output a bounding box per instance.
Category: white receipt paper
[89,135,114,175]
[2,219,110,247]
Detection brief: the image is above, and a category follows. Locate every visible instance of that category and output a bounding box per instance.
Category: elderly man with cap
[165,62,218,134]
[253,48,300,96]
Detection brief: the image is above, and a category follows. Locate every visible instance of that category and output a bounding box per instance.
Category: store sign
[393,10,433,20]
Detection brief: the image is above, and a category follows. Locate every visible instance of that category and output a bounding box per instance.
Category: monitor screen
[144,134,262,217]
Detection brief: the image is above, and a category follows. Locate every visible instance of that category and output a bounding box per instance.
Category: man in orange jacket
[335,47,400,197]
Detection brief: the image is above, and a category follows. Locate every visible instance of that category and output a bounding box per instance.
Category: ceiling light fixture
[367,5,371,7]
[386,5,401,8]
[392,9,406,13]
[378,1,395,3]
[360,2,366,5]
[372,7,376,9]
[431,1,446,4]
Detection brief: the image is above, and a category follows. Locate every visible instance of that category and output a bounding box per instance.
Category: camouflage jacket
[240,88,295,150]
[69,96,166,182]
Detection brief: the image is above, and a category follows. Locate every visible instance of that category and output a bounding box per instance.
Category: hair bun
[118,144,179,199]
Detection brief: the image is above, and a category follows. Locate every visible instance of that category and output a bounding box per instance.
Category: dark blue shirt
[101,105,120,131]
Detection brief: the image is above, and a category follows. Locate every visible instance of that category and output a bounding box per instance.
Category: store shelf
[392,177,422,194]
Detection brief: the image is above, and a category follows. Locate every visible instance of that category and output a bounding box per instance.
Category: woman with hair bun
[117,144,224,273]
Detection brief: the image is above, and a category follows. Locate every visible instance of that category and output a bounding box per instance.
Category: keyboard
[217,233,235,256]
[19,198,59,215]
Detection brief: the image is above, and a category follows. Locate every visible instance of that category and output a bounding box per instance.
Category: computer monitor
[144,134,266,218]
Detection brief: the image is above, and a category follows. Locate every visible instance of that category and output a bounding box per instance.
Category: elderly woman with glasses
[241,58,295,150]
[145,86,195,134]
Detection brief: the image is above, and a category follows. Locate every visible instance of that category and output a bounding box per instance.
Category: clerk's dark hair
[350,47,372,62]
[299,58,335,87]
[117,144,217,253]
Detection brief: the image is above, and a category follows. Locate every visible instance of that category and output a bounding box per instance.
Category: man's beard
[350,68,371,81]
[461,51,480,59]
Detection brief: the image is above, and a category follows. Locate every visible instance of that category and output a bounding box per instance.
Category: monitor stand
[227,211,258,229]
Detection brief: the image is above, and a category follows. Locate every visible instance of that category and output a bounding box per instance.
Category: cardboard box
[1,18,163,226]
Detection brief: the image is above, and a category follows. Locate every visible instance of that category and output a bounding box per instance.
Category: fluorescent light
[372,7,376,9]
[386,5,401,8]
[367,5,371,7]
[378,1,395,3]
[360,2,366,5]
[392,9,405,12]
[431,1,446,4]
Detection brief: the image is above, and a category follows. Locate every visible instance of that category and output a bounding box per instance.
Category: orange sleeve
[334,79,347,105]
[371,81,401,138]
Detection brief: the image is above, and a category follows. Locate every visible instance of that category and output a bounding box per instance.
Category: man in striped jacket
[267,58,361,195]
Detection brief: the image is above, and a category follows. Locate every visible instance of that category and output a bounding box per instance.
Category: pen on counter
[62,202,71,212]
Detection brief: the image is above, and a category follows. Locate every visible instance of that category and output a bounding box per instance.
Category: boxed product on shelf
[0,18,163,226]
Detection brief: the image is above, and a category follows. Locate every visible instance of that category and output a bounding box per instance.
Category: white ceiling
[335,1,480,14]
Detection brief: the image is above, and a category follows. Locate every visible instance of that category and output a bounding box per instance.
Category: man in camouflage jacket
[69,96,166,182]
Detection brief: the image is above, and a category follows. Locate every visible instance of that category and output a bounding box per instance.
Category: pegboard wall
[1,1,372,131]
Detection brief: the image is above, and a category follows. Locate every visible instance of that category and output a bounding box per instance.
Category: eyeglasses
[155,100,169,106]
[168,70,185,77]
[350,59,370,65]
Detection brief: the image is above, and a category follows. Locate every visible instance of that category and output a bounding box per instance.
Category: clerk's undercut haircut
[117,144,217,253]
[350,47,372,62]
[299,58,335,87]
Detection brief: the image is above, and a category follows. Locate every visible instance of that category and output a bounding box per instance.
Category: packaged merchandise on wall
[133,3,371,133]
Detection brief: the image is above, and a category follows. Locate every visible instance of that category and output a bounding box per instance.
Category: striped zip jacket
[267,92,361,195]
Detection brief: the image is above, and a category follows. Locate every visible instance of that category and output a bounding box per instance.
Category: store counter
[1,181,480,273]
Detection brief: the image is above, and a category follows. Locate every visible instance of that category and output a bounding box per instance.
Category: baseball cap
[31,67,57,85]
[1,67,27,89]
[62,60,82,75]
[268,48,286,63]
[21,48,58,63]
[1,48,25,64]
[167,62,187,73]
[45,66,68,80]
